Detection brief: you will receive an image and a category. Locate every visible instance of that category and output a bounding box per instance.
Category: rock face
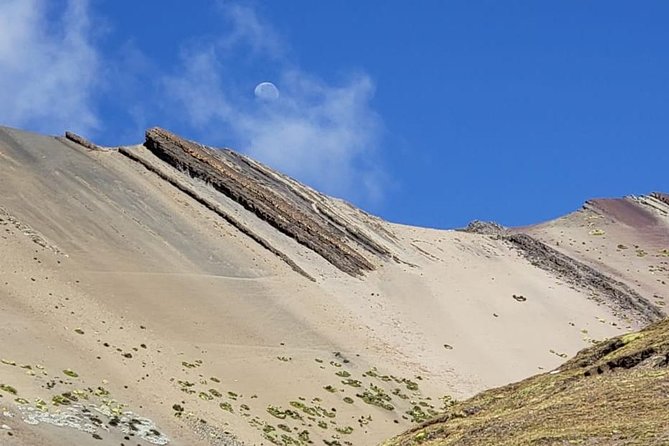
[652,191,669,207]
[62,131,103,151]
[143,127,392,277]
[117,143,314,280]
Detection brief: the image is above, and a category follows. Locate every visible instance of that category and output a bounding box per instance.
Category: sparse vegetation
[341,379,361,388]
[356,384,394,410]
[383,318,669,446]
[62,368,78,378]
[0,384,17,395]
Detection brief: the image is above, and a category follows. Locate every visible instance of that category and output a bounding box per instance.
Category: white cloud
[238,70,384,202]
[0,0,99,134]
[216,3,284,58]
[161,4,385,203]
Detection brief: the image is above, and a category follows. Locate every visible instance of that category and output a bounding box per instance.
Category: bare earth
[0,126,666,446]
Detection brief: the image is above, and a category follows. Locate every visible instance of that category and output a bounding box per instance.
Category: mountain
[0,125,666,446]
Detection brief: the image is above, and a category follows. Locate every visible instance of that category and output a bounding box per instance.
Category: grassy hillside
[383,318,669,446]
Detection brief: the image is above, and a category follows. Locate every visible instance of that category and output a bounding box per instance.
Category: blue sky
[1,1,667,228]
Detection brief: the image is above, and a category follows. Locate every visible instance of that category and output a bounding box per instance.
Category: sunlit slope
[0,125,663,445]
[523,194,669,310]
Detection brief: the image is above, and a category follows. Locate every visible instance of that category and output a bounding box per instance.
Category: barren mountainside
[0,125,667,446]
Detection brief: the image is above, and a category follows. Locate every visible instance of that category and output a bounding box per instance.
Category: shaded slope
[383,317,669,446]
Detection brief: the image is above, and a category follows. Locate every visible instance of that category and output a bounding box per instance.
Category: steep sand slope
[0,126,663,446]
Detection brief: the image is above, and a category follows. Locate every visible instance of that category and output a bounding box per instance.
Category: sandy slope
[0,126,661,446]
[523,195,669,310]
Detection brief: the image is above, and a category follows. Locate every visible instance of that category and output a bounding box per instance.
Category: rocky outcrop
[505,233,663,324]
[651,192,669,207]
[143,128,391,276]
[460,220,505,236]
[62,131,104,151]
[117,145,314,281]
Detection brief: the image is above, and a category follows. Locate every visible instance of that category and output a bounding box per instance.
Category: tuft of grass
[198,392,213,401]
[266,405,303,421]
[341,379,362,388]
[209,388,222,398]
[63,369,79,378]
[219,402,233,413]
[356,384,394,411]
[335,426,354,435]
[0,384,17,395]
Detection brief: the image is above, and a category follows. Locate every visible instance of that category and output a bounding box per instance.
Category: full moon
[254,82,280,100]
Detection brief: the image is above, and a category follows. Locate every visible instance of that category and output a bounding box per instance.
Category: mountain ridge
[0,124,667,446]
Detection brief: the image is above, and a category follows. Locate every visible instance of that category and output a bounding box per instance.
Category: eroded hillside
[0,125,666,446]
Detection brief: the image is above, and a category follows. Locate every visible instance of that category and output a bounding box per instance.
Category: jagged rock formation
[141,128,392,276]
[383,317,669,446]
[117,144,315,280]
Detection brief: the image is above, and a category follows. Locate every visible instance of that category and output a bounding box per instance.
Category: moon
[254,82,280,101]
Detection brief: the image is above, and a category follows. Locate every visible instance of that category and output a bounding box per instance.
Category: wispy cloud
[0,1,386,203]
[216,3,285,58]
[161,4,385,203]
[0,0,99,134]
